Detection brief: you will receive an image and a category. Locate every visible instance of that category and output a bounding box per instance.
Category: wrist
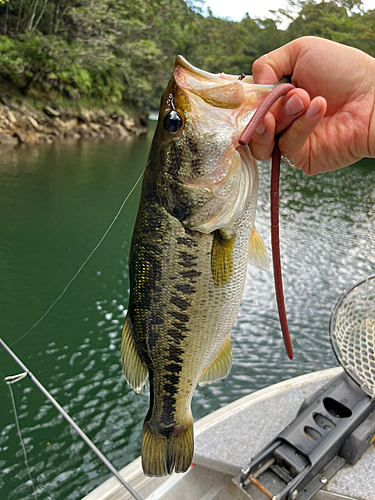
[370,101,375,159]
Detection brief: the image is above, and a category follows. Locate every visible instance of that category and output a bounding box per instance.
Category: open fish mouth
[174,55,275,112]
[174,55,275,91]
[171,56,276,152]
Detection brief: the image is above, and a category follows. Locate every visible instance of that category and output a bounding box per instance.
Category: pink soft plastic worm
[239,83,295,360]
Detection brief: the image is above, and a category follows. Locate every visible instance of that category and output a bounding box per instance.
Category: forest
[0,0,374,110]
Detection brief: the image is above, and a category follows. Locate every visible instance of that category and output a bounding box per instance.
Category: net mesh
[330,276,375,398]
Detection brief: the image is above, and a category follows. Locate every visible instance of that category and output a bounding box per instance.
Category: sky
[202,0,292,23]
[202,0,374,26]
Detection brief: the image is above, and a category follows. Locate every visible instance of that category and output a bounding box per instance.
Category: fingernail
[305,99,322,119]
[285,94,304,115]
[257,123,266,135]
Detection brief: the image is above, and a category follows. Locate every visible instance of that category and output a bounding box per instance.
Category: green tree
[0,0,374,109]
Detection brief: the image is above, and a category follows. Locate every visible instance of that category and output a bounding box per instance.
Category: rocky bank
[0,96,148,147]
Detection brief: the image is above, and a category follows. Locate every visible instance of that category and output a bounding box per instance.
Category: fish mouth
[173,55,275,110]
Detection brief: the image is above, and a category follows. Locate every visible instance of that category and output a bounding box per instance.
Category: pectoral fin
[211,229,235,286]
[199,333,232,385]
[121,313,148,394]
[248,227,270,271]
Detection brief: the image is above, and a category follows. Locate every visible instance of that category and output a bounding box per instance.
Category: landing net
[330,275,375,398]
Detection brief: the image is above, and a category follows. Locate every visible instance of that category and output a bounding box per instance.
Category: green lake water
[0,122,375,499]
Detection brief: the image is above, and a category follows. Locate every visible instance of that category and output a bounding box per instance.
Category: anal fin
[121,313,148,394]
[199,333,232,385]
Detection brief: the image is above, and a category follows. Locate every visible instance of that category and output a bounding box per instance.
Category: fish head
[149,56,275,233]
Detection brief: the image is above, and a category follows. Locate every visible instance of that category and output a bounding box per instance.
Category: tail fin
[141,419,194,477]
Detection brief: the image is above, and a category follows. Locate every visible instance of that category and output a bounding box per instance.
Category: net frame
[330,275,375,399]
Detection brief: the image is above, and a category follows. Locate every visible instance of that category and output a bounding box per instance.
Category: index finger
[252,39,301,85]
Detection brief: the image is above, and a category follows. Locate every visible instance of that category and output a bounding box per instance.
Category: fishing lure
[240,82,296,360]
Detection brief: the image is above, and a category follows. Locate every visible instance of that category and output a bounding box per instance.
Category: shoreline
[0,97,148,148]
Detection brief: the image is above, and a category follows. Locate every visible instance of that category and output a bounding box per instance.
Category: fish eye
[163,110,183,135]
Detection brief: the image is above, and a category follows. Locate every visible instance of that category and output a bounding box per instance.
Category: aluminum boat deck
[83,367,375,500]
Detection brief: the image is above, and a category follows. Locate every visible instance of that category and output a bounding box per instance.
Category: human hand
[250,36,375,175]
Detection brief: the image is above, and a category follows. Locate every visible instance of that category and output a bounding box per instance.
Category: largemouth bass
[121,57,275,477]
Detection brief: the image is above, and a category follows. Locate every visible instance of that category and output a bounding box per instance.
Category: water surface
[0,126,374,499]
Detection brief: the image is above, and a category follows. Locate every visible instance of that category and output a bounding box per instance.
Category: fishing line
[4,372,40,500]
[9,168,145,348]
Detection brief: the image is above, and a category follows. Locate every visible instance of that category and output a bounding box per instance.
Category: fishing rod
[0,338,144,500]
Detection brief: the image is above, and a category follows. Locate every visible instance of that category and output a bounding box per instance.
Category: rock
[78,124,92,138]
[96,116,113,127]
[7,111,17,124]
[0,118,11,128]
[78,108,92,122]
[0,95,12,108]
[0,99,148,147]
[60,119,78,131]
[27,116,40,130]
[64,131,81,139]
[122,116,135,131]
[51,117,62,127]
[132,126,148,136]
[89,123,102,132]
[43,105,60,118]
[114,124,129,137]
[0,132,18,145]
[13,131,27,144]
[139,113,149,128]
[50,130,61,138]
[24,132,40,143]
